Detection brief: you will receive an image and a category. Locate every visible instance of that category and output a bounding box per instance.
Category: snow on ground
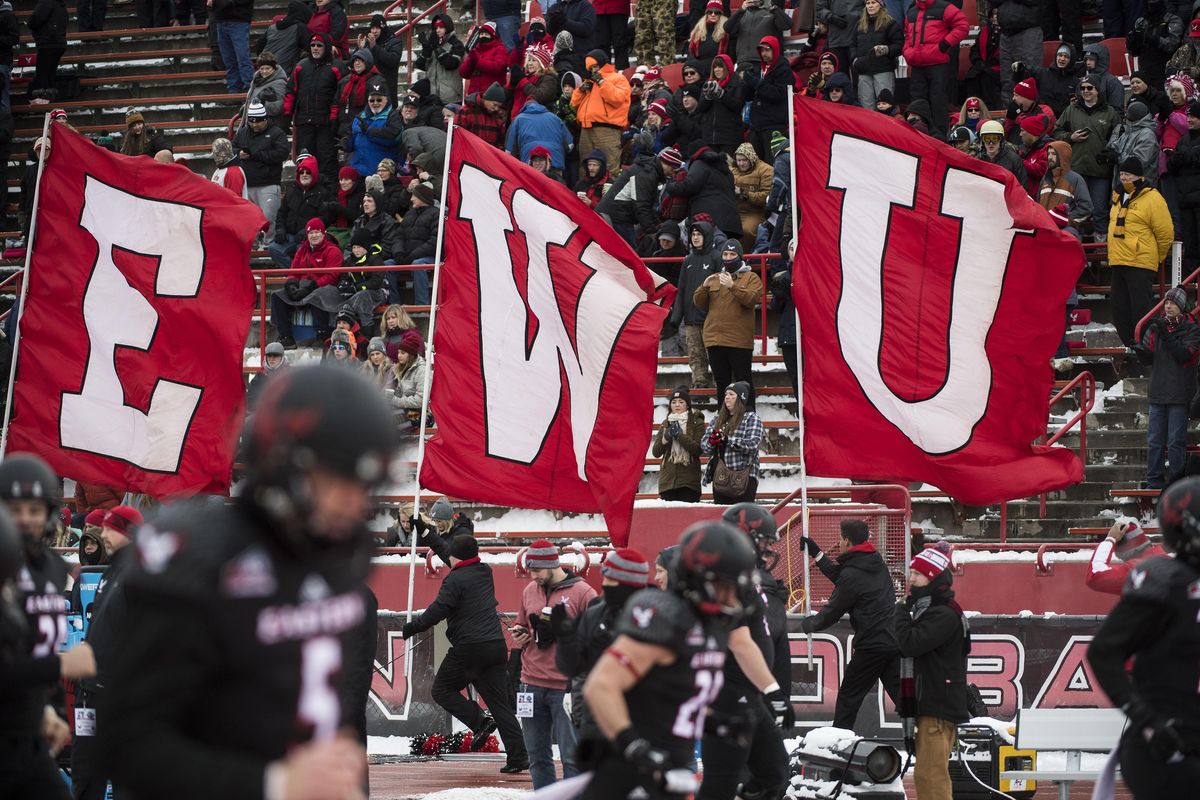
[951,548,1093,564]
[420,789,529,800]
[368,736,413,756]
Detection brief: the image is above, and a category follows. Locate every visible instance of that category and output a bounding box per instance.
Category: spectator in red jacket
[1004,77,1057,146]
[460,21,510,97]
[1086,520,1167,594]
[594,0,632,69]
[457,82,509,148]
[1018,113,1053,196]
[902,0,968,139]
[307,0,348,54]
[270,218,345,347]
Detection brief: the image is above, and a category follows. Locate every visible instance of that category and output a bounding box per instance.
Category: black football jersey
[99,499,375,800]
[0,544,69,736]
[722,575,774,695]
[616,588,731,760]
[1123,556,1200,724]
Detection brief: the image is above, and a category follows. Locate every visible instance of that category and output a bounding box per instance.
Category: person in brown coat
[73,481,122,527]
[650,386,706,502]
[693,239,763,398]
[731,142,774,248]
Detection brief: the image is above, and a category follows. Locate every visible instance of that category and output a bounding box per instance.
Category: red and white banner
[791,95,1085,504]
[6,125,265,496]
[421,127,674,545]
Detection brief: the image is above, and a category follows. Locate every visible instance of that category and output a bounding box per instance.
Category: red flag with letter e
[421,127,675,545]
[6,124,265,496]
[791,94,1085,503]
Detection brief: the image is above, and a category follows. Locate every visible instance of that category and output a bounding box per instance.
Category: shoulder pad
[125,502,251,604]
[616,588,696,648]
[1122,555,1196,603]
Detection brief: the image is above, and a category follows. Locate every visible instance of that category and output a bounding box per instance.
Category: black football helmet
[0,505,21,583]
[244,366,399,529]
[672,520,759,621]
[0,453,62,547]
[721,502,780,569]
[1157,477,1200,569]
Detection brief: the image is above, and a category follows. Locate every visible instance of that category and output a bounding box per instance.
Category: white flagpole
[0,114,51,458]
[404,122,456,648]
[786,87,812,667]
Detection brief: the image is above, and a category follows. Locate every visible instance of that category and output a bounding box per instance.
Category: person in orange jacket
[1086,519,1167,594]
[570,49,630,181]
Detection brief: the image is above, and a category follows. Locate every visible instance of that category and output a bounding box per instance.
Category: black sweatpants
[70,731,121,800]
[1119,727,1200,799]
[595,14,630,70]
[431,639,528,761]
[909,64,952,139]
[780,339,798,400]
[660,487,701,502]
[1041,0,1083,59]
[698,691,788,800]
[706,346,753,401]
[294,124,337,187]
[0,735,71,800]
[32,47,65,94]
[833,648,902,732]
[1180,206,1200,273]
[1110,265,1156,347]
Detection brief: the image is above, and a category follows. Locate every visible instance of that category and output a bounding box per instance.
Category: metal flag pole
[404,121,456,671]
[786,87,813,668]
[0,114,52,458]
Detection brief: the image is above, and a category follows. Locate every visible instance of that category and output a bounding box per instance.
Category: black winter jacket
[1142,313,1200,405]
[233,123,291,187]
[29,0,67,47]
[852,16,903,76]
[546,0,597,56]
[409,529,505,646]
[993,0,1040,34]
[894,591,970,723]
[696,69,746,148]
[276,182,334,240]
[744,54,797,131]
[255,1,313,74]
[801,545,900,652]
[669,222,719,327]
[212,0,254,23]
[663,149,742,237]
[1033,59,1080,117]
[286,42,344,126]
[977,143,1030,186]
[597,153,662,230]
[393,203,438,263]
[350,211,399,258]
[81,548,132,693]
[1170,128,1200,207]
[1127,10,1185,83]
[0,2,19,65]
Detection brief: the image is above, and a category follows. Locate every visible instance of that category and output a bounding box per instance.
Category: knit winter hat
[646,98,669,119]
[1166,285,1190,312]
[770,130,789,157]
[409,182,436,206]
[247,100,268,118]
[449,535,479,560]
[126,110,145,126]
[349,228,374,249]
[643,66,662,82]
[84,509,106,528]
[706,0,724,10]
[909,548,952,582]
[103,505,144,535]
[585,49,609,69]
[876,88,895,106]
[398,328,424,356]
[602,548,650,586]
[1056,43,1073,57]
[1114,519,1152,559]
[1190,17,1200,37]
[726,381,751,405]
[1013,78,1038,101]
[526,539,561,570]
[668,385,691,407]
[50,108,67,122]
[526,41,553,69]
[306,217,326,232]
[1127,100,1149,121]
[1019,114,1049,137]
[1119,156,1145,176]
[211,137,234,163]
[377,158,397,175]
[529,145,552,161]
[367,75,389,97]
[339,165,360,181]
[430,497,455,520]
[483,81,507,103]
[658,146,684,168]
[409,78,432,98]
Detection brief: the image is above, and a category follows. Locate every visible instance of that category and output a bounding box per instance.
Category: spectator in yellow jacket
[570,49,630,181]
[1108,156,1176,346]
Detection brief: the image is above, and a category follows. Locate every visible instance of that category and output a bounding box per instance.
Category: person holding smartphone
[1053,73,1120,236]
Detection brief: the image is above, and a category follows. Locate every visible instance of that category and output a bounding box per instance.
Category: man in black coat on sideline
[800,519,902,732]
[401,534,530,773]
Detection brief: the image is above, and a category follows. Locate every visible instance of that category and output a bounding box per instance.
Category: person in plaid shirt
[701,381,764,504]
[456,82,510,148]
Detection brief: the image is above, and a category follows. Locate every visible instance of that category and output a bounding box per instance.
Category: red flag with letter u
[791,95,1085,503]
[6,124,265,496]
[421,127,674,544]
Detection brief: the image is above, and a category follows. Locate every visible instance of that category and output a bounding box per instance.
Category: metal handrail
[1133,262,1200,344]
[1037,370,1096,519]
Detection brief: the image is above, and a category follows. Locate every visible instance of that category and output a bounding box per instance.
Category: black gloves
[1126,697,1190,761]
[529,613,556,649]
[274,229,288,245]
[616,728,670,776]
[1006,101,1020,120]
[765,688,795,729]
[366,273,386,291]
[800,536,821,558]
[549,602,576,640]
[703,708,754,748]
[284,277,304,301]
[401,621,418,639]
[297,277,318,298]
[937,39,950,53]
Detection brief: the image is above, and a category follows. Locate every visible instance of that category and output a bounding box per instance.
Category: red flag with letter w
[6,125,265,496]
[421,127,674,544]
[792,95,1085,504]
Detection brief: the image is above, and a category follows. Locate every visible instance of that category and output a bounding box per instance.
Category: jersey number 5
[299,636,342,740]
[672,669,724,740]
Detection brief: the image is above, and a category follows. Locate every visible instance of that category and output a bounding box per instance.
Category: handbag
[712,458,751,498]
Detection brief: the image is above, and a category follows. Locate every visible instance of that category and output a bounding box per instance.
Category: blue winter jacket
[344,104,404,177]
[505,102,574,170]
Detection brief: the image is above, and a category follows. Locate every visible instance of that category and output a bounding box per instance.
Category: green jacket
[1054,99,1121,178]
